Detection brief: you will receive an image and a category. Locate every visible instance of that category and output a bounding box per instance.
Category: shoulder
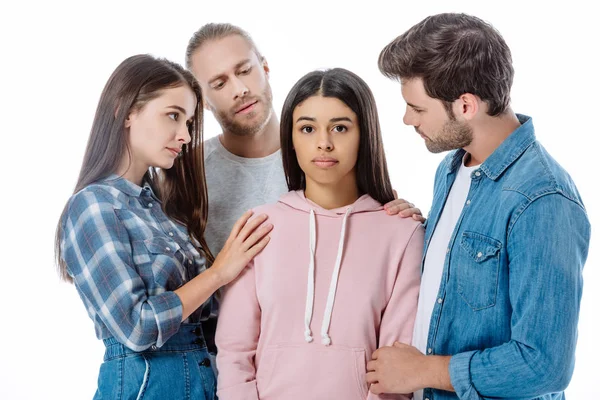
[203,135,220,160]
[505,141,585,207]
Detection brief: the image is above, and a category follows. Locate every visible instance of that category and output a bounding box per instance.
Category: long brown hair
[280,68,395,206]
[55,54,213,282]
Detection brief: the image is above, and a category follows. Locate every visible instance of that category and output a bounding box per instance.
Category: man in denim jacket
[367,13,591,400]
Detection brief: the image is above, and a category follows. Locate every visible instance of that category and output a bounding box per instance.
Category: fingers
[366,360,377,372]
[366,371,378,384]
[237,213,269,242]
[412,214,426,223]
[243,222,273,251]
[371,348,380,360]
[369,383,383,395]
[245,235,271,259]
[227,210,254,241]
[399,206,422,218]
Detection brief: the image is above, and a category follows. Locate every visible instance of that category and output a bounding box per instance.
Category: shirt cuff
[449,350,481,400]
[148,291,183,347]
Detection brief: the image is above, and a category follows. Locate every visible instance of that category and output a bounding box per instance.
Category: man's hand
[366,342,453,395]
[384,190,426,222]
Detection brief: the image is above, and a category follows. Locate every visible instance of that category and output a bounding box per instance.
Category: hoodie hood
[278,190,383,217]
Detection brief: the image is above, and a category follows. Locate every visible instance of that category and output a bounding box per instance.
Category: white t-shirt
[203,136,289,255]
[413,156,480,400]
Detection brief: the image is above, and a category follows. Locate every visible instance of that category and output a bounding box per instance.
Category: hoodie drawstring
[304,207,352,346]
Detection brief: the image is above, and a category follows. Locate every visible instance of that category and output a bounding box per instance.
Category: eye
[332,125,347,133]
[300,126,314,134]
[412,108,423,114]
[239,66,252,75]
[212,81,225,90]
[168,112,179,121]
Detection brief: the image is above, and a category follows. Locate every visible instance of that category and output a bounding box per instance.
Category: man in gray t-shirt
[187,24,285,257]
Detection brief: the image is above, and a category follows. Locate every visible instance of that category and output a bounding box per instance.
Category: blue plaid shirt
[61,174,217,351]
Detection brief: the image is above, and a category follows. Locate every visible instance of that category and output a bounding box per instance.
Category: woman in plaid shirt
[55,54,272,400]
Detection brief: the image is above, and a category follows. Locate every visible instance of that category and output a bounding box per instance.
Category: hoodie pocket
[256,344,368,400]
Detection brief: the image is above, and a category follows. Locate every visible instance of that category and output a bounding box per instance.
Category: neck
[116,156,147,187]
[304,172,359,210]
[463,110,521,167]
[220,111,280,158]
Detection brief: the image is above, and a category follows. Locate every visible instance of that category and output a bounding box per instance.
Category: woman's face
[292,95,360,190]
[125,84,196,172]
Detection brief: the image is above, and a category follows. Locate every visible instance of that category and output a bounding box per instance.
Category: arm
[450,194,590,399]
[62,190,184,351]
[367,225,424,400]
[215,260,261,400]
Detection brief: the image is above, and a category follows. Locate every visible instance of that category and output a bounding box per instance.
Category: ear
[124,113,133,128]
[454,93,480,121]
[262,58,270,78]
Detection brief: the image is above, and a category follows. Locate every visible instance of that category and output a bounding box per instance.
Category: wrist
[205,265,228,289]
[423,355,453,391]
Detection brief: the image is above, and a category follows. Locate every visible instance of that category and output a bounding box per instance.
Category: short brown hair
[379,13,513,116]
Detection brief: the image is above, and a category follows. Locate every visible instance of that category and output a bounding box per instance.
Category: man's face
[189,34,273,136]
[400,78,472,153]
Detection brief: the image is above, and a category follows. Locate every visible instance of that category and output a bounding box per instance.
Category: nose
[232,77,249,100]
[403,106,414,126]
[177,122,192,145]
[317,130,334,152]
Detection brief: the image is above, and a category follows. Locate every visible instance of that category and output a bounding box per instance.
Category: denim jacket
[421,115,591,399]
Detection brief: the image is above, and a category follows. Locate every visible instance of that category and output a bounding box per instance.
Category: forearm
[175,268,225,321]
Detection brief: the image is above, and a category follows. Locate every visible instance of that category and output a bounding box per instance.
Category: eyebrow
[406,102,425,110]
[295,116,354,123]
[209,59,252,83]
[166,105,194,120]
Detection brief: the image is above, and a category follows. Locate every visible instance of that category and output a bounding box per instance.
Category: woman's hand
[212,210,273,286]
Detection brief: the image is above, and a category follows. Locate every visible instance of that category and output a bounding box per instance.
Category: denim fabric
[421,115,591,399]
[94,323,216,400]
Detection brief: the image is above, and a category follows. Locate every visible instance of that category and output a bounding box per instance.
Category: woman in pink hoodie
[215,68,424,400]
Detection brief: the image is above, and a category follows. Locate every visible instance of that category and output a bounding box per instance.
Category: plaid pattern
[61,175,216,351]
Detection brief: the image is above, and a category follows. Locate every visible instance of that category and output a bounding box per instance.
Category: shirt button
[148,203,153,208]
[425,398,430,400]
[168,232,174,237]
[446,248,450,253]
[427,348,432,354]
[188,260,193,265]
[477,252,483,258]
[165,247,170,252]
[437,298,443,304]
[151,345,157,350]
[475,171,481,177]
[466,200,471,205]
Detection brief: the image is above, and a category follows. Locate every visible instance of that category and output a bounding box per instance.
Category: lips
[235,100,258,114]
[166,147,181,156]
[312,157,339,168]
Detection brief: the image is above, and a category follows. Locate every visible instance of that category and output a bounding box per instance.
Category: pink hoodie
[216,190,424,400]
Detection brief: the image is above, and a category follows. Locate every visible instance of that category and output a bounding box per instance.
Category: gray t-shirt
[203,135,289,255]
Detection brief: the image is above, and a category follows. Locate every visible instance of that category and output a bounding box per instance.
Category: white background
[1,1,598,398]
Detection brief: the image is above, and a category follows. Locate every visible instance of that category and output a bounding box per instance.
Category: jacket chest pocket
[456,231,502,311]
